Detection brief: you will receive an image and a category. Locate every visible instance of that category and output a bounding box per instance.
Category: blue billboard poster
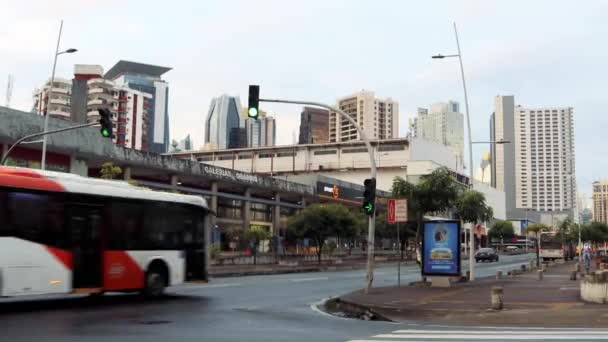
[422,220,461,276]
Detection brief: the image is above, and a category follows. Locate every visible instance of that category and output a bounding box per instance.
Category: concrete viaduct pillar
[243,188,251,232]
[273,193,281,236]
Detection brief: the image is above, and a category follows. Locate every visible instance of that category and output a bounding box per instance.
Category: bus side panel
[127,251,185,287]
[0,237,72,296]
[102,251,144,291]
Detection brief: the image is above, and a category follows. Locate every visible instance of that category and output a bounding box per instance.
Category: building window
[313,150,337,155]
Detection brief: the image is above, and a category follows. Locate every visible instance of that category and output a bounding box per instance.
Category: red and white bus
[0,166,209,298]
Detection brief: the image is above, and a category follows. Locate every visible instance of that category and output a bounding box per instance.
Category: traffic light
[98,108,113,138]
[362,178,376,216]
[248,85,260,119]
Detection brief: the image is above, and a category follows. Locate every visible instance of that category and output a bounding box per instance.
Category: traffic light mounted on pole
[98,108,113,138]
[362,178,376,216]
[248,85,260,119]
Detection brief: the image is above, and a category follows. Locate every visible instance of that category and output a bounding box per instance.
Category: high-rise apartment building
[329,91,398,143]
[491,95,576,221]
[33,64,154,151]
[32,78,72,119]
[298,106,329,144]
[246,114,276,148]
[411,100,464,164]
[593,180,608,224]
[204,95,243,150]
[105,60,172,154]
[490,95,517,217]
[515,106,575,212]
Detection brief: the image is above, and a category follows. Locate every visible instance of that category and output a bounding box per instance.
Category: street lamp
[432,22,476,280]
[40,19,77,170]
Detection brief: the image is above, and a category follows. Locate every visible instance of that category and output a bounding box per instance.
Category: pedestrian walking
[583,242,593,272]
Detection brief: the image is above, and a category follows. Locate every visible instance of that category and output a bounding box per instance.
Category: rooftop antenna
[5,74,14,108]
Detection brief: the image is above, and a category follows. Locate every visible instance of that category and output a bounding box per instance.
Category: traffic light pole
[259,98,378,293]
[1,122,98,166]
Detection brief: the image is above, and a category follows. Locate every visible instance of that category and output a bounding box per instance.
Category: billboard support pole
[397,221,401,287]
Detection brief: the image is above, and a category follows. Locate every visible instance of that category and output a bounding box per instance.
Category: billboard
[422,220,461,276]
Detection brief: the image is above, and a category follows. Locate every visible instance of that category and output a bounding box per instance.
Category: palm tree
[527,223,549,267]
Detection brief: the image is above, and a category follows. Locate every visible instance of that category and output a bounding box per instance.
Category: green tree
[527,223,549,266]
[489,221,515,249]
[391,167,462,248]
[100,162,122,180]
[287,203,359,264]
[455,190,494,244]
[244,226,272,265]
[581,222,608,243]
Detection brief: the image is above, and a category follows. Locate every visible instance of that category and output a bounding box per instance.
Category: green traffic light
[102,129,110,137]
[248,107,259,118]
[364,203,374,214]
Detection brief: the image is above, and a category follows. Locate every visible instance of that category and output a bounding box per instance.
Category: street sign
[387,198,408,223]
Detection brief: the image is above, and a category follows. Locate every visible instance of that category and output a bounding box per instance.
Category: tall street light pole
[432,22,475,280]
[40,19,77,170]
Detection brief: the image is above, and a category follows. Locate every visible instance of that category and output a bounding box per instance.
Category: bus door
[185,212,207,281]
[67,204,103,289]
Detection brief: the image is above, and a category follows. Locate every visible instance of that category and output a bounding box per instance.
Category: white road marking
[346,329,608,341]
[391,330,608,335]
[291,277,329,282]
[183,283,242,289]
[374,334,608,340]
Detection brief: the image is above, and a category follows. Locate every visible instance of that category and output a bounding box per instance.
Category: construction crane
[5,74,14,108]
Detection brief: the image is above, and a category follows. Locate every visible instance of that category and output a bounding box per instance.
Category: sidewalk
[338,261,608,327]
[209,258,414,278]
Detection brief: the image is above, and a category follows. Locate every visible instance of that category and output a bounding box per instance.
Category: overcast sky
[2,1,606,198]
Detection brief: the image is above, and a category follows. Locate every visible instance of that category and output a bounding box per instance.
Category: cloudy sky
[1,1,606,197]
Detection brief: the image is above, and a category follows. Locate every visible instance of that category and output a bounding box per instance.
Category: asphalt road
[3,253,604,342]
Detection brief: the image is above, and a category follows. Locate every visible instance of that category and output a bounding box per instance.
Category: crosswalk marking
[346,328,608,341]
[392,330,608,335]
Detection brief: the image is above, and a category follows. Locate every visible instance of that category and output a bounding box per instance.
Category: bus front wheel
[143,263,168,298]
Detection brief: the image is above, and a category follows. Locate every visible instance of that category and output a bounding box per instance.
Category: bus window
[109,201,143,250]
[6,191,47,242]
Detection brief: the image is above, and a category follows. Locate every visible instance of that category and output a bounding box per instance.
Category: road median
[336,260,608,327]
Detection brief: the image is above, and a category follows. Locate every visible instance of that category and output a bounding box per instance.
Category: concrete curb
[322,297,394,322]
[210,266,357,278]
[210,260,416,278]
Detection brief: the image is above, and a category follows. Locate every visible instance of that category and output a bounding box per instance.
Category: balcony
[88,87,114,99]
[87,110,101,118]
[87,98,116,107]
[87,78,114,88]
[49,98,70,106]
[48,108,71,118]
[49,87,71,95]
